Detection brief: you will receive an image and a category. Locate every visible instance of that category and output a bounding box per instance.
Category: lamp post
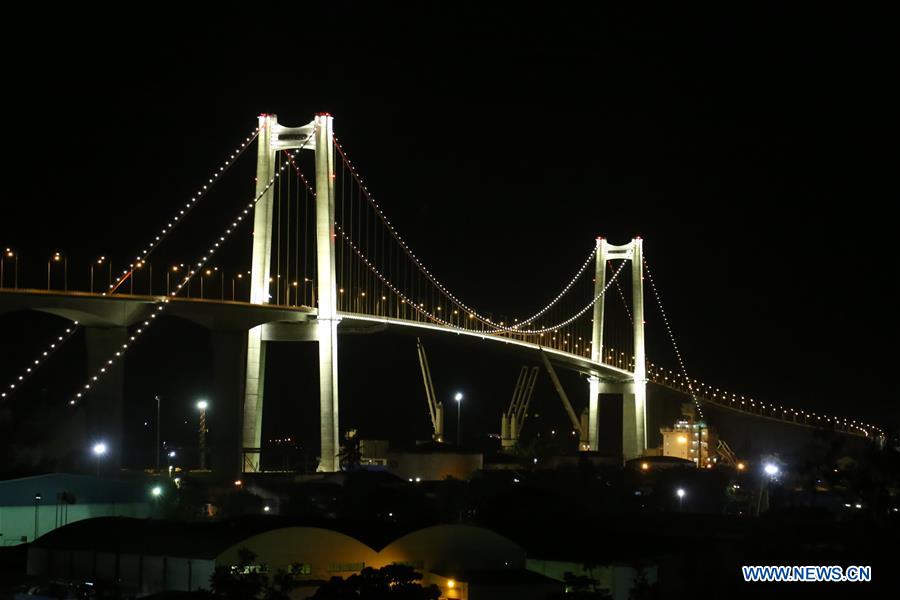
[134,261,151,295]
[197,400,208,470]
[93,442,107,477]
[91,257,107,294]
[232,272,242,301]
[676,487,686,511]
[757,462,780,515]
[2,248,17,289]
[167,265,183,296]
[33,492,41,540]
[454,392,463,446]
[155,395,161,473]
[47,252,66,291]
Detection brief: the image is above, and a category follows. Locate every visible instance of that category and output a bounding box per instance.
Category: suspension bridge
[0,114,883,476]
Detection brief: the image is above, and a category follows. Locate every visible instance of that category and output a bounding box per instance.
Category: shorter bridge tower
[586,237,647,461]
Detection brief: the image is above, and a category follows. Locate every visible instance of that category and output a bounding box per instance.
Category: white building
[0,473,151,545]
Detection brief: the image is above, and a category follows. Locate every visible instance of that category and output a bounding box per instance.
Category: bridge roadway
[0,288,635,475]
[0,288,871,474]
[0,288,634,381]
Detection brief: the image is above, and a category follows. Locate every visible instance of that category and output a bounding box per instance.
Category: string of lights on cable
[3,127,262,403]
[108,127,261,294]
[642,254,703,419]
[647,364,881,438]
[643,255,881,438]
[1,322,79,399]
[70,129,315,406]
[333,220,629,337]
[332,136,602,333]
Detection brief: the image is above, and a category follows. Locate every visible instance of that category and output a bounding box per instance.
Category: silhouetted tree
[338,431,362,471]
[312,564,440,599]
[208,548,301,600]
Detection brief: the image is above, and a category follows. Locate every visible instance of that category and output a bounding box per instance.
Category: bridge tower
[586,237,647,461]
[242,113,340,473]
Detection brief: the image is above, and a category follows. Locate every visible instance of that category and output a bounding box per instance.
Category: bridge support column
[317,320,339,472]
[211,330,248,478]
[241,114,277,473]
[242,326,266,472]
[587,376,600,451]
[83,326,126,472]
[586,237,607,451]
[623,238,647,460]
[314,113,340,472]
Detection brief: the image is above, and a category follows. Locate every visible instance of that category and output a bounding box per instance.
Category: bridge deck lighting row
[647,363,882,438]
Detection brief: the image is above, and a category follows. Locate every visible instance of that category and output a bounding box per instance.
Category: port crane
[416,338,444,442]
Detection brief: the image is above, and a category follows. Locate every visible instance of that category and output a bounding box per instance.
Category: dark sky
[1,3,897,469]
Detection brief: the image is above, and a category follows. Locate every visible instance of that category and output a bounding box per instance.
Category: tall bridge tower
[242,113,340,473]
[587,237,647,460]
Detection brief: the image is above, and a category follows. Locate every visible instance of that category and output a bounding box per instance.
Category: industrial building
[0,473,152,545]
[361,439,483,481]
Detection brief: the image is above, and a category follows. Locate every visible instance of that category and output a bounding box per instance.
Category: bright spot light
[197,400,208,410]
[263,505,271,512]
[151,486,162,497]
[676,488,686,498]
[454,392,463,402]
[93,442,107,456]
[764,464,779,476]
[641,462,649,471]
[447,580,455,589]
[736,462,746,471]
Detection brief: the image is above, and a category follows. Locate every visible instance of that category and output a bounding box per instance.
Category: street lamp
[33,493,41,540]
[93,442,107,477]
[1,248,17,289]
[454,392,463,446]
[197,400,209,470]
[155,395,162,473]
[134,260,152,295]
[676,487,686,511]
[757,462,780,515]
[47,252,66,291]
[90,257,108,294]
[200,267,221,299]
[151,485,163,498]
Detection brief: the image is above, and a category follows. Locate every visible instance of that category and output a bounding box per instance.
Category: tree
[208,548,301,600]
[338,430,362,471]
[312,564,440,599]
[629,567,658,600]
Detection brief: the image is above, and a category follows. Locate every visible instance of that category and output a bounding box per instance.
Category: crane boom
[501,366,539,449]
[416,338,443,441]
[539,350,584,437]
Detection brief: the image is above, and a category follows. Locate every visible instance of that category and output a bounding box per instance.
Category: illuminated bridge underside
[0,289,862,436]
[0,289,629,380]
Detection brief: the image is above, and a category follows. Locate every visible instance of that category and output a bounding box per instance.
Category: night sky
[1,4,897,471]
